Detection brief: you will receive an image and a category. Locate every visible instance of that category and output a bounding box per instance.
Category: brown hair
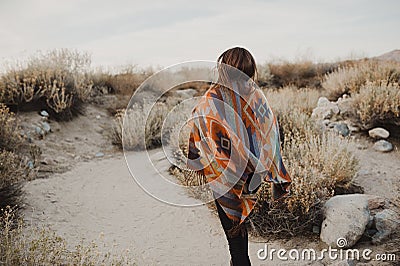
[218,47,257,80]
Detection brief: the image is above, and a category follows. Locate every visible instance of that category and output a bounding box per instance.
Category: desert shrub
[0,207,133,265]
[0,103,24,152]
[322,60,400,100]
[0,104,40,209]
[0,49,93,120]
[246,88,358,236]
[264,87,321,142]
[249,130,358,236]
[265,61,337,89]
[91,66,152,96]
[112,102,169,150]
[256,64,273,87]
[352,81,400,128]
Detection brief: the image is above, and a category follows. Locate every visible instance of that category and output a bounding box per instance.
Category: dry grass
[0,104,40,209]
[0,49,93,120]
[91,66,152,96]
[249,130,358,236]
[0,207,133,265]
[245,88,359,236]
[322,60,400,100]
[264,87,321,142]
[0,103,24,152]
[262,61,337,88]
[112,102,169,150]
[352,81,400,128]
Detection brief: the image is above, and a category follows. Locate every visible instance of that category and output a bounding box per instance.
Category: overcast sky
[0,0,399,69]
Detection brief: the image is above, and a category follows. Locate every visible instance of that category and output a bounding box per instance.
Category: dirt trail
[24,150,312,265]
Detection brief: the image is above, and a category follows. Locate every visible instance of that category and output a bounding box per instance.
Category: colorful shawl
[187,80,291,225]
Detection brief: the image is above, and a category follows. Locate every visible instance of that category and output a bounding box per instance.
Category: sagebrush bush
[0,104,40,209]
[0,207,133,265]
[249,130,358,236]
[91,66,151,96]
[264,87,321,143]
[112,102,169,150]
[352,81,400,128]
[322,60,400,100]
[265,61,337,88]
[0,49,93,120]
[0,104,23,152]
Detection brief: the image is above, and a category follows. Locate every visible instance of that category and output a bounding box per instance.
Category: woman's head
[217,47,257,80]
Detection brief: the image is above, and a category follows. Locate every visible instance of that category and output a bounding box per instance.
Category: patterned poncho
[187,80,291,224]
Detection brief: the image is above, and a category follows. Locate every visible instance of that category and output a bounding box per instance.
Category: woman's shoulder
[203,84,230,99]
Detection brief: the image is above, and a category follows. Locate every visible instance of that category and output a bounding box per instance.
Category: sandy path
[22,138,400,265]
[24,150,315,265]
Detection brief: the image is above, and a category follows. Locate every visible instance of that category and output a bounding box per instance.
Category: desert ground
[19,102,399,265]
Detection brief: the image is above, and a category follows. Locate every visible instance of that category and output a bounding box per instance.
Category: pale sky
[0,0,399,69]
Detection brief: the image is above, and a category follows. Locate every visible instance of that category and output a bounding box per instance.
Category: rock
[35,126,45,136]
[312,107,337,120]
[366,215,374,229]
[373,140,393,152]
[322,119,330,126]
[331,104,340,115]
[40,110,49,117]
[312,225,320,234]
[95,115,101,119]
[312,107,332,120]
[312,97,340,120]
[175,88,197,99]
[95,152,104,158]
[347,124,360,132]
[334,123,350,137]
[337,98,353,117]
[41,121,51,133]
[320,194,370,248]
[365,195,385,210]
[372,209,399,244]
[368,127,389,139]
[40,158,55,165]
[317,97,331,107]
[27,161,34,169]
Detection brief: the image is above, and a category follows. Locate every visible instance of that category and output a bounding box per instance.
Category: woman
[187,47,291,265]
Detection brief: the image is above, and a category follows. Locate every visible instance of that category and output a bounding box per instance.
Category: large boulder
[372,209,399,244]
[320,194,370,248]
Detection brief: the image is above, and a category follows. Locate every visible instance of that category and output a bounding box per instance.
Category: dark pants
[215,200,251,266]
